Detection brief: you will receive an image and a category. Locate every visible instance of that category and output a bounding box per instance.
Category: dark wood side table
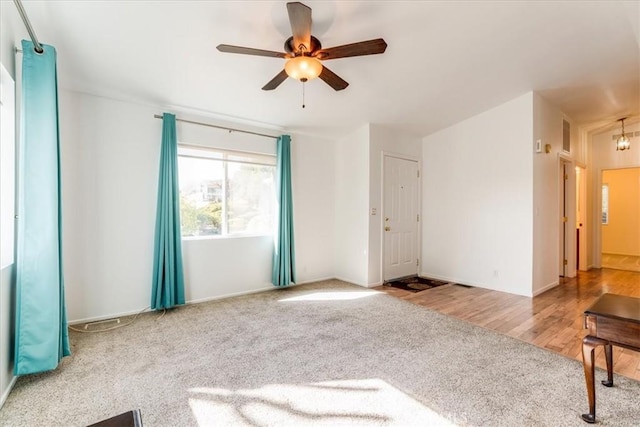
[581,293,640,423]
[87,409,143,427]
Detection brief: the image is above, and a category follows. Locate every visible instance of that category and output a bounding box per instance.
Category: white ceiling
[9,0,640,138]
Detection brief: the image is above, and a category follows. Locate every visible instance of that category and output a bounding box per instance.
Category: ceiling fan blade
[287,2,312,52]
[262,69,289,91]
[314,38,387,60]
[318,66,348,91]
[217,44,288,58]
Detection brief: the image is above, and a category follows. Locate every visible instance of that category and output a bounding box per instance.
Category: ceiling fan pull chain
[302,80,306,108]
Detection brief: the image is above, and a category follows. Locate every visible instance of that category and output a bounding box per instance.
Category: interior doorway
[600,167,640,272]
[559,161,569,277]
[576,165,587,271]
[382,155,420,281]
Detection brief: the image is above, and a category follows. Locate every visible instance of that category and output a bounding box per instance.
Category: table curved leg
[581,335,607,423]
[601,343,614,387]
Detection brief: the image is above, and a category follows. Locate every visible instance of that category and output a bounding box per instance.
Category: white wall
[0,0,24,407]
[60,92,159,322]
[368,124,422,286]
[588,121,640,267]
[291,133,336,283]
[0,1,20,78]
[60,90,336,323]
[421,93,534,296]
[334,125,370,286]
[532,93,569,295]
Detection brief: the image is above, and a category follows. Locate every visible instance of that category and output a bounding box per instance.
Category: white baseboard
[533,281,559,297]
[294,277,382,288]
[69,277,339,325]
[0,375,17,409]
[334,276,367,287]
[419,272,466,285]
[296,276,336,285]
[69,307,151,326]
[602,251,640,257]
[187,285,275,305]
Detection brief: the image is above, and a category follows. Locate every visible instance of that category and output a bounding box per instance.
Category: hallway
[378,268,640,381]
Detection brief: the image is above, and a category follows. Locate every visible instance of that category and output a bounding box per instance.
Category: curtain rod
[13,0,44,54]
[154,114,278,140]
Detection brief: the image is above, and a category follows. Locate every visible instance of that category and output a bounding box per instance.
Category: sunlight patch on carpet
[188,378,458,426]
[278,291,380,302]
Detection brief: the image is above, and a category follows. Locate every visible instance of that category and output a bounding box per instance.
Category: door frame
[596,166,640,269]
[558,154,577,278]
[380,151,422,282]
[576,164,588,271]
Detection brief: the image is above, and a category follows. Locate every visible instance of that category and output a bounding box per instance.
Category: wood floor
[377,268,640,381]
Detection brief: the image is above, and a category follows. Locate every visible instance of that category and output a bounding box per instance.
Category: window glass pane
[178,156,224,236]
[227,162,275,234]
[1,65,16,268]
[177,145,276,238]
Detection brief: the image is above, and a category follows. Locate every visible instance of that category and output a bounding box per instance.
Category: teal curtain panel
[272,135,296,287]
[151,113,185,309]
[14,40,70,375]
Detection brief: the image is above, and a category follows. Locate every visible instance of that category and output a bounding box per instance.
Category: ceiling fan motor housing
[285,35,322,56]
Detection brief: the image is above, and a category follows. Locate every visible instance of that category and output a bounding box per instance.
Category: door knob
[385,226,391,231]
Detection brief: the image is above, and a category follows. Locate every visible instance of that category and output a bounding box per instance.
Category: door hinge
[562,216,568,223]
[416,258,420,266]
[417,214,420,222]
[564,174,568,180]
[417,170,420,178]
[563,259,568,265]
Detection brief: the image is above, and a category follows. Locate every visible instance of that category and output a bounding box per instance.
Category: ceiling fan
[217,2,387,91]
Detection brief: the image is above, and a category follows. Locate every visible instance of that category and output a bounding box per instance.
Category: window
[1,64,15,268]
[601,184,608,225]
[178,145,276,237]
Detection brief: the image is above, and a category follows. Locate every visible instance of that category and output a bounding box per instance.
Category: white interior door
[383,156,419,281]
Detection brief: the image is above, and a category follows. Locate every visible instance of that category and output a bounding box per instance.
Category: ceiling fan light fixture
[284,55,322,82]
[616,118,631,151]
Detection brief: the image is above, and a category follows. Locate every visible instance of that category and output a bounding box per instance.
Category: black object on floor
[87,409,143,427]
[384,276,450,293]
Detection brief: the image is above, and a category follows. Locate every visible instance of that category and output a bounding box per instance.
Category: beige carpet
[1,280,639,426]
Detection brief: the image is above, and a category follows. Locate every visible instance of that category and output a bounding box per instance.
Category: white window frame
[177,144,276,239]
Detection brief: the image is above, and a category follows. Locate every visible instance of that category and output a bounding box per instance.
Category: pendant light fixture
[284,55,322,82]
[283,45,323,108]
[616,118,630,151]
